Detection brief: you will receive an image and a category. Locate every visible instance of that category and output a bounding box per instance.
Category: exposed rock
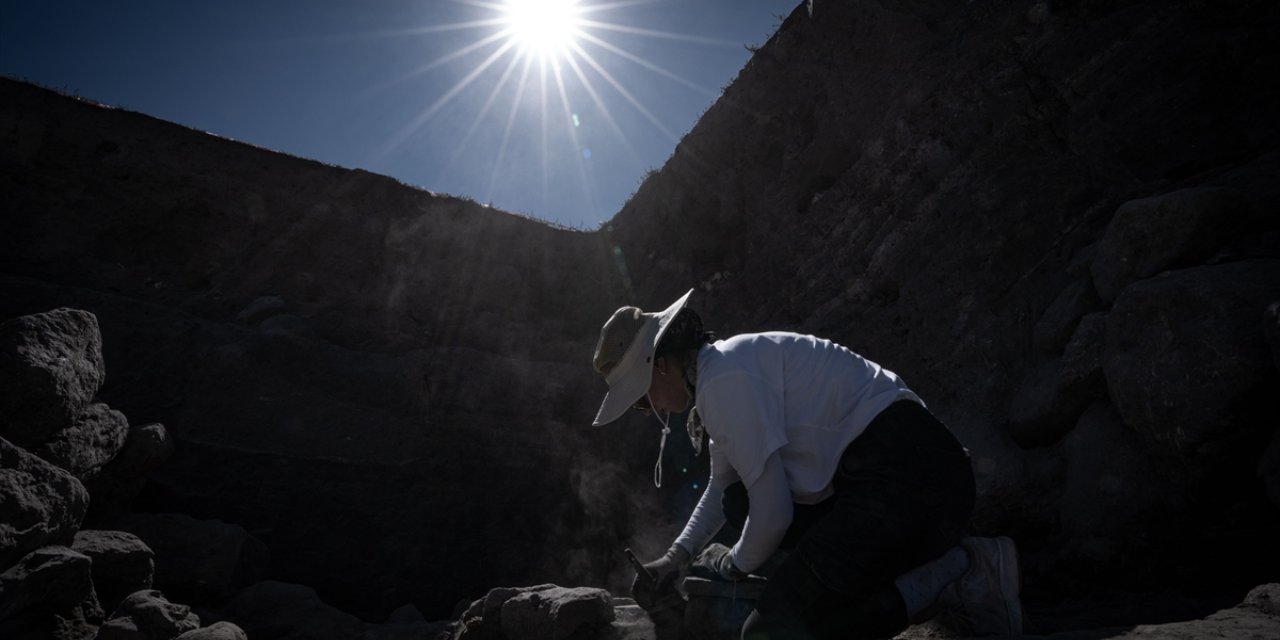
[1009,315,1105,448]
[1260,429,1280,512]
[1056,402,1185,575]
[33,402,130,481]
[894,583,1280,639]
[0,308,105,449]
[103,423,173,476]
[1009,362,1073,448]
[228,580,364,640]
[1239,583,1280,617]
[0,545,103,640]
[1033,277,1104,356]
[385,604,425,623]
[1104,259,1280,454]
[453,584,559,640]
[2,0,1279,626]
[1059,313,1107,399]
[1267,301,1280,372]
[1101,584,1280,640]
[609,600,656,640]
[85,422,174,514]
[91,513,268,601]
[175,621,249,640]
[0,437,89,570]
[499,586,614,640]
[1092,187,1249,303]
[97,589,200,640]
[72,529,155,614]
[235,296,287,325]
[447,585,616,640]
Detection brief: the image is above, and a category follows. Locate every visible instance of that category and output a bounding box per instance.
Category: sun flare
[499,0,583,61]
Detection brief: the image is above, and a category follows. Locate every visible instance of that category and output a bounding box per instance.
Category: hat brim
[592,288,694,426]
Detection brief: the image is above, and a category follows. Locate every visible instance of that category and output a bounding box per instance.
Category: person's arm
[674,442,738,555]
[729,449,792,573]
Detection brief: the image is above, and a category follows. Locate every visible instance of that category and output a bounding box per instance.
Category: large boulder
[1260,429,1280,512]
[175,622,250,640]
[1267,301,1280,372]
[1056,402,1186,574]
[0,437,89,570]
[85,422,174,514]
[72,529,155,614]
[449,585,614,640]
[0,308,105,448]
[1104,259,1280,454]
[499,586,614,640]
[1032,276,1104,356]
[97,589,201,640]
[1091,187,1249,303]
[453,584,558,640]
[33,402,130,481]
[1009,312,1108,448]
[228,580,364,640]
[0,545,104,640]
[92,513,269,601]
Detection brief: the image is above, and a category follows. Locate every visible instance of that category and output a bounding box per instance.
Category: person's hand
[630,545,691,609]
[692,543,748,581]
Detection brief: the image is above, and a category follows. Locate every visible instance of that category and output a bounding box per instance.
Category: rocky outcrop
[1104,259,1280,454]
[175,621,249,640]
[97,589,201,640]
[85,422,175,516]
[0,545,103,640]
[34,402,131,481]
[71,530,155,614]
[448,585,618,640]
[2,0,1278,634]
[0,437,89,569]
[93,513,269,602]
[0,308,104,450]
[0,309,261,639]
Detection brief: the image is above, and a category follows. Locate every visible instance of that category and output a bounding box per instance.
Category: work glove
[691,542,749,582]
[631,544,691,610]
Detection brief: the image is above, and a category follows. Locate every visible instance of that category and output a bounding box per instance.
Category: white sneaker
[937,536,1024,636]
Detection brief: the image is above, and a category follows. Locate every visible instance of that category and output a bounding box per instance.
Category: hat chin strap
[649,392,671,488]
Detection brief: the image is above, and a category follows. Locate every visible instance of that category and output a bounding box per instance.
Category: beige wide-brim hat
[591,288,694,426]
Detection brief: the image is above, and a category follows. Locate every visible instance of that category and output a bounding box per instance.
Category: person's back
[697,331,922,503]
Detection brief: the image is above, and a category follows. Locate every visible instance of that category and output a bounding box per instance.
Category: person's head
[591,288,710,426]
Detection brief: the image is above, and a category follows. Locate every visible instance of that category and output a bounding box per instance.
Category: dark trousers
[725,401,976,640]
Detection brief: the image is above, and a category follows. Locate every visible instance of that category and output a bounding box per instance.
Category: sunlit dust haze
[0,0,800,229]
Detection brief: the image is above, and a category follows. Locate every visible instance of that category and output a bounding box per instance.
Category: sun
[498,0,583,61]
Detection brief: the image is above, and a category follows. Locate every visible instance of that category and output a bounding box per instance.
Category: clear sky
[1,0,801,229]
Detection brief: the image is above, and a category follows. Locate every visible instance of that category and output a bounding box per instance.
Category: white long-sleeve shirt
[672,332,921,572]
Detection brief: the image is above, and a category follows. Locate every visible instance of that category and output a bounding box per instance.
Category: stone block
[1092,187,1247,302]
[33,402,130,481]
[72,529,155,613]
[0,545,103,640]
[0,437,89,570]
[0,308,105,448]
[1104,259,1280,453]
[98,589,200,640]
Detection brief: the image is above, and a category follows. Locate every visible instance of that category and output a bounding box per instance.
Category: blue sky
[1,0,800,228]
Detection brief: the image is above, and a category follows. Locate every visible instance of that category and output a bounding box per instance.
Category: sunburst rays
[364,0,752,227]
